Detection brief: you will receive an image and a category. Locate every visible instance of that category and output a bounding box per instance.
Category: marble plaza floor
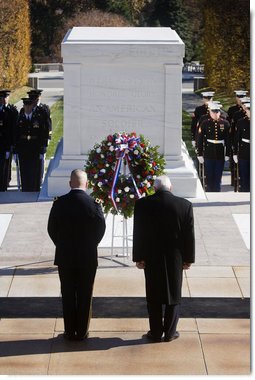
[0,170,251,375]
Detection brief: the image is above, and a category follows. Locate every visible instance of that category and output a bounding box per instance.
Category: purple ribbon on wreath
[110,133,142,212]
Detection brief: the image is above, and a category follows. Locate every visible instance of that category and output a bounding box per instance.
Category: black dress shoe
[63,332,76,341]
[143,331,162,342]
[76,332,89,341]
[164,331,180,342]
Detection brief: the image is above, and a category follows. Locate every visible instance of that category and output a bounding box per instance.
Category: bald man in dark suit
[48,169,106,341]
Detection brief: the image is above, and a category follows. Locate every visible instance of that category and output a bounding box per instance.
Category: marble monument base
[46,139,205,200]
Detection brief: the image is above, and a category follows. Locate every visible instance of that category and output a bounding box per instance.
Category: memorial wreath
[85,132,165,218]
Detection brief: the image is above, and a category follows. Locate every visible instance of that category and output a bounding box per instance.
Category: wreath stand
[108,214,133,261]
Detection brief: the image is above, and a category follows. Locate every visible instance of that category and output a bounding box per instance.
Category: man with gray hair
[133,175,195,342]
[48,169,106,341]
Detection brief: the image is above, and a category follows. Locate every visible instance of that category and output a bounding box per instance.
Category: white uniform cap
[234,90,248,97]
[201,91,215,98]
[240,97,250,104]
[208,102,222,111]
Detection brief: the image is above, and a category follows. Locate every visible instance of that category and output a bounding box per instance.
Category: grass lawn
[182,110,195,159]
[46,98,63,159]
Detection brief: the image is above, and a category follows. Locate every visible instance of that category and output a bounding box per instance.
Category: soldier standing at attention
[197,103,231,192]
[191,91,215,148]
[227,90,248,186]
[231,96,250,133]
[14,97,51,191]
[27,89,52,125]
[0,90,18,191]
[27,89,52,185]
[227,90,248,124]
[233,103,250,192]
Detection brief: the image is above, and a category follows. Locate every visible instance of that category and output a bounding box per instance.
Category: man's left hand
[136,261,145,269]
[183,262,192,270]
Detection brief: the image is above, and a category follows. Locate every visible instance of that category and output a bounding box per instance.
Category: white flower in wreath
[106,164,109,167]
[100,168,106,173]
[116,197,120,202]
[134,149,139,155]
[94,174,98,179]
[136,174,141,178]
[98,182,103,187]
[96,148,101,153]
[100,154,105,158]
[118,189,122,194]
[153,175,157,180]
[129,194,135,198]
[107,142,112,146]
[109,145,114,152]
[124,186,130,192]
[147,183,151,188]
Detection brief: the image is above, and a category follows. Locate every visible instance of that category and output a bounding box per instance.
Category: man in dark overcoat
[48,169,106,341]
[133,175,195,342]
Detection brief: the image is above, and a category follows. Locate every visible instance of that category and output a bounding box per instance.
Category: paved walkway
[0,74,250,375]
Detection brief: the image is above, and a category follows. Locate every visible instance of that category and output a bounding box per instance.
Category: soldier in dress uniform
[233,103,250,192]
[14,97,51,191]
[227,90,248,124]
[227,91,248,186]
[27,89,50,114]
[191,91,215,147]
[231,96,250,133]
[0,90,18,191]
[27,89,52,185]
[197,102,231,192]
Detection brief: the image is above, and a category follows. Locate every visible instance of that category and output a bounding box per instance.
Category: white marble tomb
[47,27,204,198]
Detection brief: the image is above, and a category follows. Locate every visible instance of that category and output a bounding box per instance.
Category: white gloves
[192,140,196,148]
[198,156,204,164]
[225,156,229,161]
[233,155,238,164]
[5,152,10,159]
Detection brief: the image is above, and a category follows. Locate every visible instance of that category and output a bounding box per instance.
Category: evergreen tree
[29,0,94,61]
[139,0,196,62]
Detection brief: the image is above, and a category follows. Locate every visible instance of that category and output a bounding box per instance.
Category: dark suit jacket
[132,189,195,305]
[48,189,106,268]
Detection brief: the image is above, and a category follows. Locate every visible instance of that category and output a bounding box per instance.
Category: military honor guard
[227,90,248,186]
[231,96,250,133]
[227,90,248,124]
[14,97,51,191]
[197,102,231,192]
[27,88,52,121]
[233,103,250,192]
[27,89,52,185]
[191,91,215,147]
[0,90,18,191]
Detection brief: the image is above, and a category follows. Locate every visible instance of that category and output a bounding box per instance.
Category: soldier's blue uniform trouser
[239,159,250,192]
[204,159,224,192]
